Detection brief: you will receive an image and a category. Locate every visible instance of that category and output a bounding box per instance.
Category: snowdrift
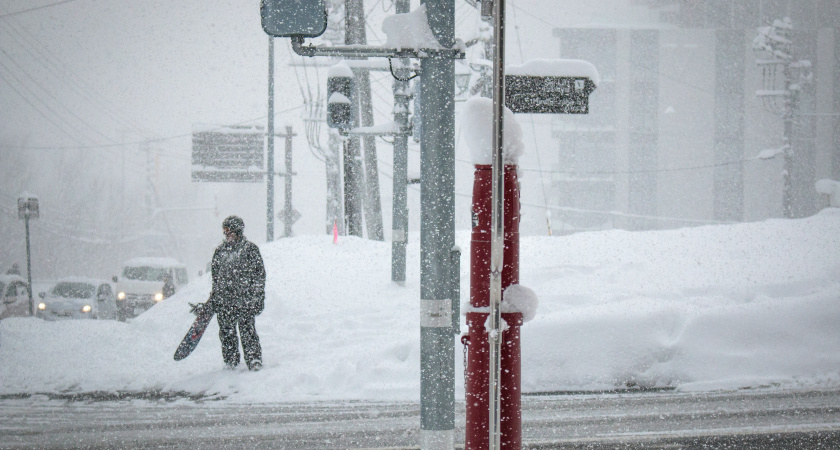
[2,209,839,402]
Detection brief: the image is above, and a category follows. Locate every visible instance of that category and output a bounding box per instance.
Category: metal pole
[344,0,366,237]
[420,0,456,448]
[489,0,506,448]
[327,132,344,235]
[783,61,795,219]
[267,36,276,242]
[284,126,294,237]
[359,71,385,241]
[25,214,33,316]
[391,0,410,284]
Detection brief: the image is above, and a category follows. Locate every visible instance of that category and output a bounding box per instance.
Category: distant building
[550,0,840,233]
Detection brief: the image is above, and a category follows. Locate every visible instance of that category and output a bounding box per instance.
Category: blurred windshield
[51,283,95,299]
[175,268,188,285]
[123,266,168,282]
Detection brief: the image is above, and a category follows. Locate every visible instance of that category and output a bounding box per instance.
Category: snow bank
[460,97,525,165]
[2,209,840,402]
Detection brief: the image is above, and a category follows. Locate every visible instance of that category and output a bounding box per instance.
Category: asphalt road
[1,388,839,449]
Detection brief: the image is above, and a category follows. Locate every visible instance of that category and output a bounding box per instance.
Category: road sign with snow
[504,59,599,114]
[505,76,596,114]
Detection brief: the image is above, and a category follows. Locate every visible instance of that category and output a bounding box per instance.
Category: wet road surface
[1,388,839,448]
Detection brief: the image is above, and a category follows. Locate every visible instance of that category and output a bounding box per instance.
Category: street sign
[191,125,265,183]
[191,171,264,183]
[18,197,39,219]
[505,75,596,114]
[261,0,327,38]
[277,208,301,224]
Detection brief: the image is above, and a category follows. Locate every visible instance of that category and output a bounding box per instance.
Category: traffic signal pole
[419,1,457,448]
[260,2,464,447]
[267,36,276,242]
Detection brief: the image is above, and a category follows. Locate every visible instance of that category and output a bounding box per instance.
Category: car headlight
[81,305,92,313]
[117,292,126,300]
[154,293,164,302]
[38,302,46,310]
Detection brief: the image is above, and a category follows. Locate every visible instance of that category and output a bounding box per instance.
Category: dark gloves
[189,300,214,317]
[246,297,264,316]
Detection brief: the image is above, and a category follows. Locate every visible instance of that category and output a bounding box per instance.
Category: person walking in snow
[161,273,176,299]
[207,215,266,371]
[6,263,20,275]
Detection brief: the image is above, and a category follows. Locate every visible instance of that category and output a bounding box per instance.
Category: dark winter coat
[209,236,266,316]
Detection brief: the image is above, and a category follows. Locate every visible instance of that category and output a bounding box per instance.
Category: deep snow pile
[2,209,840,402]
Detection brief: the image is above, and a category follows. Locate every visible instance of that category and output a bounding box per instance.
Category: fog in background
[1,0,838,281]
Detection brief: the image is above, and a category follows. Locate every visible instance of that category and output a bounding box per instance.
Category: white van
[114,257,188,320]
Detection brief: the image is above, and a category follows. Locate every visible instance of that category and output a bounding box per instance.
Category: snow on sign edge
[506,58,600,87]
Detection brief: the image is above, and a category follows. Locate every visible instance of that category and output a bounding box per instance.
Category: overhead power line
[0,105,306,151]
[0,0,78,18]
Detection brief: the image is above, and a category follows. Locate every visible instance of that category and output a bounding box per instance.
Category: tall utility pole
[344,0,366,237]
[326,132,344,234]
[282,125,296,237]
[324,0,345,236]
[345,0,384,241]
[391,0,411,284]
[419,1,457,448]
[753,17,812,219]
[359,73,385,241]
[267,36,276,241]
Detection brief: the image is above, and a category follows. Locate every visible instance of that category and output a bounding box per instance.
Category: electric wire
[376,157,731,227]
[0,105,306,151]
[510,3,552,234]
[0,15,160,140]
[0,0,78,18]
[0,60,87,144]
[0,47,118,144]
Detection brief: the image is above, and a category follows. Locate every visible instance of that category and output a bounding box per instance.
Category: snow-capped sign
[17,196,39,220]
[260,0,327,38]
[505,59,599,114]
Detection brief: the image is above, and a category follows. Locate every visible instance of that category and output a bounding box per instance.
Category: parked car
[37,277,118,321]
[114,257,188,321]
[0,274,31,319]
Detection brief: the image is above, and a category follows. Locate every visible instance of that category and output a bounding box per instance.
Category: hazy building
[550,0,840,233]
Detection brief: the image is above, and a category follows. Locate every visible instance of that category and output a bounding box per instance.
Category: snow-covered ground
[2,209,839,403]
